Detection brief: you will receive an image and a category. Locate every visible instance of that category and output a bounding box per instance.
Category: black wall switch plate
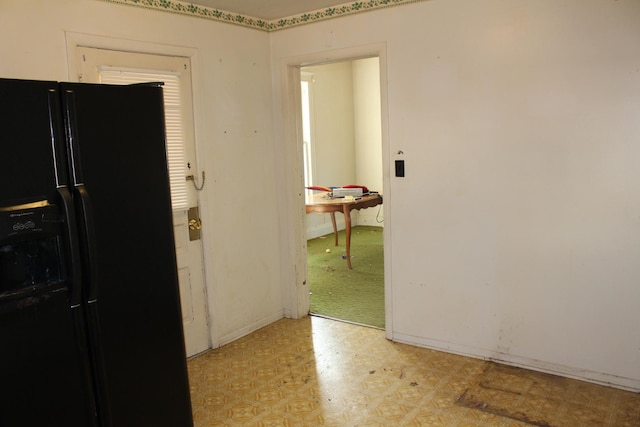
[395,160,405,177]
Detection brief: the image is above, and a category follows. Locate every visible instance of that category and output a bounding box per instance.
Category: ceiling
[185,0,353,21]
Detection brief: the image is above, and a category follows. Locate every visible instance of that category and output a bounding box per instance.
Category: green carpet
[307,226,384,328]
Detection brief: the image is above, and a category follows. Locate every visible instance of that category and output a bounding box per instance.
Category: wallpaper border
[99,0,427,32]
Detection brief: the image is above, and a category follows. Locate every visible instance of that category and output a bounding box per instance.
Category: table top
[306,192,382,210]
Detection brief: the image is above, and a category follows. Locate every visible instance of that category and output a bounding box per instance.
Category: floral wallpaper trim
[99,0,427,31]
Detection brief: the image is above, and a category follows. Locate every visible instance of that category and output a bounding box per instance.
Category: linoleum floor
[187,316,640,426]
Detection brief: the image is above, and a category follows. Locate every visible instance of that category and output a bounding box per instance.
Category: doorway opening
[301,57,385,328]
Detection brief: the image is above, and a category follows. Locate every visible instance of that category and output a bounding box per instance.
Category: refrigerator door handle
[57,187,83,308]
[75,183,99,302]
[61,88,99,302]
[75,183,113,427]
[61,88,84,184]
[73,184,114,427]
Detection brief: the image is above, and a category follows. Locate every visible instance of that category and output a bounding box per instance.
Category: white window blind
[99,67,188,211]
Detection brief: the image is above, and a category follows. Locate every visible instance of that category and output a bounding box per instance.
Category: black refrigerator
[0,78,194,427]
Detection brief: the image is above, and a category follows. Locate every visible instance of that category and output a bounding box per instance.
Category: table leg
[329,212,338,246]
[343,205,353,269]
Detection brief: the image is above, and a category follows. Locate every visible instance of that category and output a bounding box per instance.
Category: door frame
[277,43,393,337]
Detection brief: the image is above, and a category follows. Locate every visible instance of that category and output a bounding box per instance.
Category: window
[301,73,315,203]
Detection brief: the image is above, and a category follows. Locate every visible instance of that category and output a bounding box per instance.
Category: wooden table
[306,193,383,269]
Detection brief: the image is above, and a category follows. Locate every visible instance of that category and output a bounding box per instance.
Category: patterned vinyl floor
[187,316,640,426]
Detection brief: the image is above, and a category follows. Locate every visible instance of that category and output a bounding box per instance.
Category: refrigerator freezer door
[0,78,98,427]
[0,79,68,206]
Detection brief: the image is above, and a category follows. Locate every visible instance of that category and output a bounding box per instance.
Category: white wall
[0,0,283,347]
[271,0,640,390]
[3,0,639,392]
[353,57,383,226]
[306,62,357,188]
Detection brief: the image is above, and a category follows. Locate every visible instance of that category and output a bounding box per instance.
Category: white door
[172,206,209,357]
[75,47,210,356]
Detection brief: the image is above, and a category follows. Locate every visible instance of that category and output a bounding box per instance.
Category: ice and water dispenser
[0,202,65,297]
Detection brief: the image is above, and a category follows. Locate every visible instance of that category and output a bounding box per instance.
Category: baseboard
[217,310,284,347]
[306,222,343,240]
[305,218,381,240]
[391,332,640,392]
[356,210,383,226]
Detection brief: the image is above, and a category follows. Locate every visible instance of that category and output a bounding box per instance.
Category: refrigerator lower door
[0,288,98,427]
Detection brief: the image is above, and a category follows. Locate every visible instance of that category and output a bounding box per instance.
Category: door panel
[174,209,209,355]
